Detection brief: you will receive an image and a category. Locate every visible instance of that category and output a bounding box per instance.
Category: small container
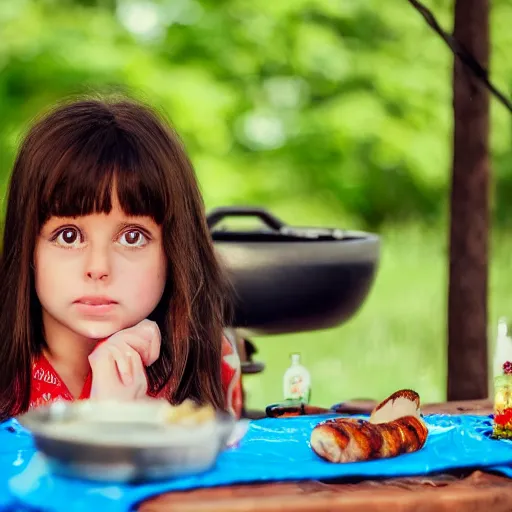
[493,373,512,439]
[283,353,311,404]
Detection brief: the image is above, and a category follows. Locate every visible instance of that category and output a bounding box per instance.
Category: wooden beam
[447,0,490,400]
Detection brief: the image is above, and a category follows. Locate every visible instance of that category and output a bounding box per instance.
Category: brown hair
[0,96,231,419]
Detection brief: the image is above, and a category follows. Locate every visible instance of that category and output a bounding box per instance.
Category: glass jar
[493,374,512,439]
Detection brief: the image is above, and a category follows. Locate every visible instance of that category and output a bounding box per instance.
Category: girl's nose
[86,269,109,281]
[84,246,111,282]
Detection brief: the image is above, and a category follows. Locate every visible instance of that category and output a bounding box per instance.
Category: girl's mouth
[74,297,118,315]
[75,296,117,305]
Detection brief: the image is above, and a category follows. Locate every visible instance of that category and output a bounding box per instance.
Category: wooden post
[447,0,490,400]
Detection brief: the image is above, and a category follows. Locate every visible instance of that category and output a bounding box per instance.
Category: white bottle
[494,318,512,378]
[283,353,311,404]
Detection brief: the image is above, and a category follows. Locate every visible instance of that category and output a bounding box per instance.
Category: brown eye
[55,228,81,247]
[125,231,140,244]
[62,229,77,244]
[119,230,147,248]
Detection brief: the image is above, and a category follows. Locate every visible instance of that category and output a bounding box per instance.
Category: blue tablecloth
[3,414,512,511]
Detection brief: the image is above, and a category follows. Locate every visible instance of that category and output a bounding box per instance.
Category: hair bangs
[39,124,169,226]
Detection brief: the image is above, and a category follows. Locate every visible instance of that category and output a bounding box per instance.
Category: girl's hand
[105,319,161,368]
[88,319,161,401]
[88,341,148,400]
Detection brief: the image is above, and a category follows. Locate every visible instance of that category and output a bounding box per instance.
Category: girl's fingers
[106,344,135,386]
[108,320,161,367]
[128,347,148,397]
[89,344,115,372]
[88,347,122,399]
[110,335,148,366]
[136,319,161,365]
[108,343,147,396]
[89,339,148,399]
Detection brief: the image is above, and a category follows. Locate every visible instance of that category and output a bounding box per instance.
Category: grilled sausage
[310,415,428,463]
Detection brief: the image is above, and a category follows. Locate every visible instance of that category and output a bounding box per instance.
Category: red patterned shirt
[29,336,243,418]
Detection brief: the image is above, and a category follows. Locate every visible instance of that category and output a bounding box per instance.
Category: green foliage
[0,0,510,230]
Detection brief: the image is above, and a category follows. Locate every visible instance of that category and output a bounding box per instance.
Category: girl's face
[33,195,167,341]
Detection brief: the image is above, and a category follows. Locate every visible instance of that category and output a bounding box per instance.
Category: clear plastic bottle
[283,353,311,404]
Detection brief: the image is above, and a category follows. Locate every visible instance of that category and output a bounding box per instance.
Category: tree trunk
[447,0,490,400]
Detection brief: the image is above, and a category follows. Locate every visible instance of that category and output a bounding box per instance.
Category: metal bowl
[17,400,235,483]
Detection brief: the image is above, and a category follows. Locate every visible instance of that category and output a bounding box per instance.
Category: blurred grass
[243,223,512,410]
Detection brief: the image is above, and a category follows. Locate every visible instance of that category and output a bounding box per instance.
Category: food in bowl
[157,399,216,425]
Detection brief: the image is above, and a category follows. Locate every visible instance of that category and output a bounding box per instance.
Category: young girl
[0,97,243,420]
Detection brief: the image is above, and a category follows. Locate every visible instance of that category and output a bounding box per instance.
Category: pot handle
[206,207,285,232]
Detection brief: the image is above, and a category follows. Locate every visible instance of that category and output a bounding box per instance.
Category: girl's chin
[74,323,122,342]
[70,315,146,342]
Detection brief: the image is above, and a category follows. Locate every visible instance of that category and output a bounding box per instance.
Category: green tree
[0,0,510,229]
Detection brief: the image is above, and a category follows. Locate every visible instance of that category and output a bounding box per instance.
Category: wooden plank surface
[139,471,512,512]
[138,399,503,512]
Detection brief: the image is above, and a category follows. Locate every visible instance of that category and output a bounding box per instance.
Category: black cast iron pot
[208,207,380,336]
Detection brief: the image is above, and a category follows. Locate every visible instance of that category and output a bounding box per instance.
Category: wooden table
[139,399,512,512]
